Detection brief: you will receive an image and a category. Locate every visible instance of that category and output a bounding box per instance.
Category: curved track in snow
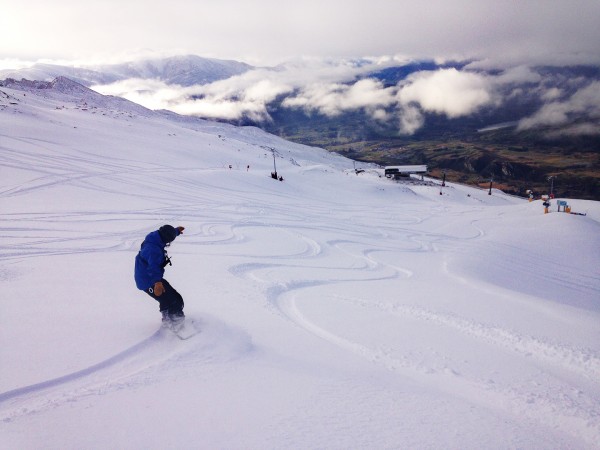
[225,203,600,446]
[0,318,252,423]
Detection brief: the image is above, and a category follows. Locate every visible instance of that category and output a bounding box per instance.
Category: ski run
[1,78,599,449]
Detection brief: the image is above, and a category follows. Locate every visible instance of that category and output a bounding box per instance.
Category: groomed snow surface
[1,82,599,449]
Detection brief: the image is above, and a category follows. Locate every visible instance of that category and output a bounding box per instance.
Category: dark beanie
[158,225,178,244]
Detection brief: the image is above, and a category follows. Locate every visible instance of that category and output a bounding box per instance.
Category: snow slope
[1,79,600,449]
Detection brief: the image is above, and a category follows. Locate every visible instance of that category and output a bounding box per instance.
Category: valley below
[264,113,600,200]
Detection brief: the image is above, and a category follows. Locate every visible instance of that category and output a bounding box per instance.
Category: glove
[153,281,165,296]
[177,226,185,235]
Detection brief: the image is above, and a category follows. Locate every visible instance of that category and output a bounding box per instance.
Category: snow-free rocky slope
[1,78,600,449]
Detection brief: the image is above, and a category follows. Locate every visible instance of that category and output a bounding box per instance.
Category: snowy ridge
[1,81,600,449]
[0,55,253,87]
[99,55,253,86]
[1,76,156,117]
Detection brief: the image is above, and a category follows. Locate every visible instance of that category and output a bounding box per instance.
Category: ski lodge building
[384,165,428,179]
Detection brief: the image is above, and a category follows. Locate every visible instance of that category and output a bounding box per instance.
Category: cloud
[92,78,186,110]
[182,65,496,129]
[93,69,293,121]
[5,0,600,68]
[178,72,297,121]
[174,98,269,122]
[518,81,600,134]
[0,58,34,71]
[397,68,494,118]
[92,58,390,121]
[541,87,563,102]
[393,68,503,134]
[398,105,425,135]
[492,65,542,85]
[283,78,396,118]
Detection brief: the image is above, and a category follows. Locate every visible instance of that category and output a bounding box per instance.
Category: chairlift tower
[271,149,278,179]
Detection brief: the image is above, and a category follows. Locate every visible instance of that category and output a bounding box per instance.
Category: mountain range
[0,54,252,87]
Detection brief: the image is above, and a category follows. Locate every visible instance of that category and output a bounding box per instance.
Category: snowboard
[164,318,200,340]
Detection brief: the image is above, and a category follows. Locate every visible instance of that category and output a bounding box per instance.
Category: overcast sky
[2,0,600,67]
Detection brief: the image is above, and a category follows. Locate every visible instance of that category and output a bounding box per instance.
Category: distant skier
[135,224,186,326]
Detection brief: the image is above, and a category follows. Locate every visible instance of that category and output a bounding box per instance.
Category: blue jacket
[134,230,167,290]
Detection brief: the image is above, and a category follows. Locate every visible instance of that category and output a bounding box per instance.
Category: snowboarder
[135,224,186,326]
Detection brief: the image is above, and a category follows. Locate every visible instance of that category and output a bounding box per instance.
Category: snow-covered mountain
[0,76,156,116]
[1,77,600,449]
[0,54,253,87]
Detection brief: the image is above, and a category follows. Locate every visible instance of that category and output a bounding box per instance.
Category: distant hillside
[0,55,253,87]
[95,55,253,86]
[261,105,599,200]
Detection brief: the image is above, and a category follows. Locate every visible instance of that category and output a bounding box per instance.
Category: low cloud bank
[517,81,600,135]
[92,60,600,135]
[395,68,497,133]
[283,78,396,119]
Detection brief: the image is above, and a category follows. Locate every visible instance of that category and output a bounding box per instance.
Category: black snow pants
[145,278,184,315]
